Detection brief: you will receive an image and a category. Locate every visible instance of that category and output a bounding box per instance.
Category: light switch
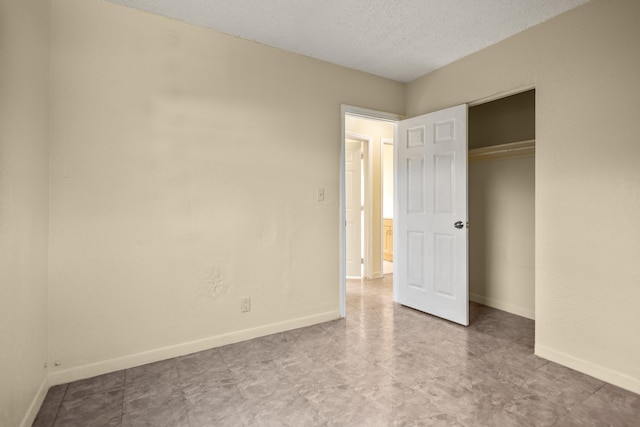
[317,187,325,202]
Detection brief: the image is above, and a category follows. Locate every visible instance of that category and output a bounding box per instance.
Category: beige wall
[48,0,404,382]
[407,0,640,393]
[469,156,535,319]
[345,116,395,278]
[469,90,535,149]
[382,143,394,219]
[6,1,640,423]
[0,0,51,425]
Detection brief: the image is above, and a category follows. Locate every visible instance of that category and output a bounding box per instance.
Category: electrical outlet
[240,297,251,313]
[317,187,325,202]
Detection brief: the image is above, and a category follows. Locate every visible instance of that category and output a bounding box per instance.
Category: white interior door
[345,139,362,277]
[395,104,469,325]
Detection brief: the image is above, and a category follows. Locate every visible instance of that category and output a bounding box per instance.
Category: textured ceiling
[106,0,589,83]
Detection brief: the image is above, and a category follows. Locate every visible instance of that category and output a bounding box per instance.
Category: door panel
[434,152,455,214]
[395,104,468,325]
[434,233,454,297]
[407,157,425,213]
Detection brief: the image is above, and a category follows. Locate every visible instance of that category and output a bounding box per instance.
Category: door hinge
[361,258,364,264]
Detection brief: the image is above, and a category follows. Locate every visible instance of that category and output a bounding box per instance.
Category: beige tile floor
[383,260,393,275]
[34,275,640,426]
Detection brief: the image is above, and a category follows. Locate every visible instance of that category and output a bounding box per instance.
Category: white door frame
[381,138,394,273]
[340,105,403,317]
[346,131,372,279]
[345,136,364,278]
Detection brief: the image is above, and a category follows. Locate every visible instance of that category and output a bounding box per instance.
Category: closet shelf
[468,139,535,162]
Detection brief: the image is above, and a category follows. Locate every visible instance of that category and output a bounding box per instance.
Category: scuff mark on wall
[196,267,232,302]
[259,220,277,248]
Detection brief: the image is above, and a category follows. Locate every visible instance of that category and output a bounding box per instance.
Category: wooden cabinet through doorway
[383,218,393,261]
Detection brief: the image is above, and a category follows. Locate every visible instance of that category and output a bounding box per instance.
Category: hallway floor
[34,276,640,426]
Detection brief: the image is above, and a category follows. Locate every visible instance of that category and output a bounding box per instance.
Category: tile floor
[34,275,640,426]
[383,261,393,275]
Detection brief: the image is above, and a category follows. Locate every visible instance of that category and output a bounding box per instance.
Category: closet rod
[468,140,535,162]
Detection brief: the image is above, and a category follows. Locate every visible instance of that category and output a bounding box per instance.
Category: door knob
[454,221,464,229]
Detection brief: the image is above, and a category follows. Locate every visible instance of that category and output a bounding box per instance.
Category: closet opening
[468,89,536,321]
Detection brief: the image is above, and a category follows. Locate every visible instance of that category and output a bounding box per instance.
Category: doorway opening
[340,106,401,317]
[344,118,395,280]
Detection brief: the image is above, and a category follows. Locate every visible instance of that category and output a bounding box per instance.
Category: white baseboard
[536,344,640,395]
[20,377,48,427]
[48,310,340,386]
[470,292,535,320]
